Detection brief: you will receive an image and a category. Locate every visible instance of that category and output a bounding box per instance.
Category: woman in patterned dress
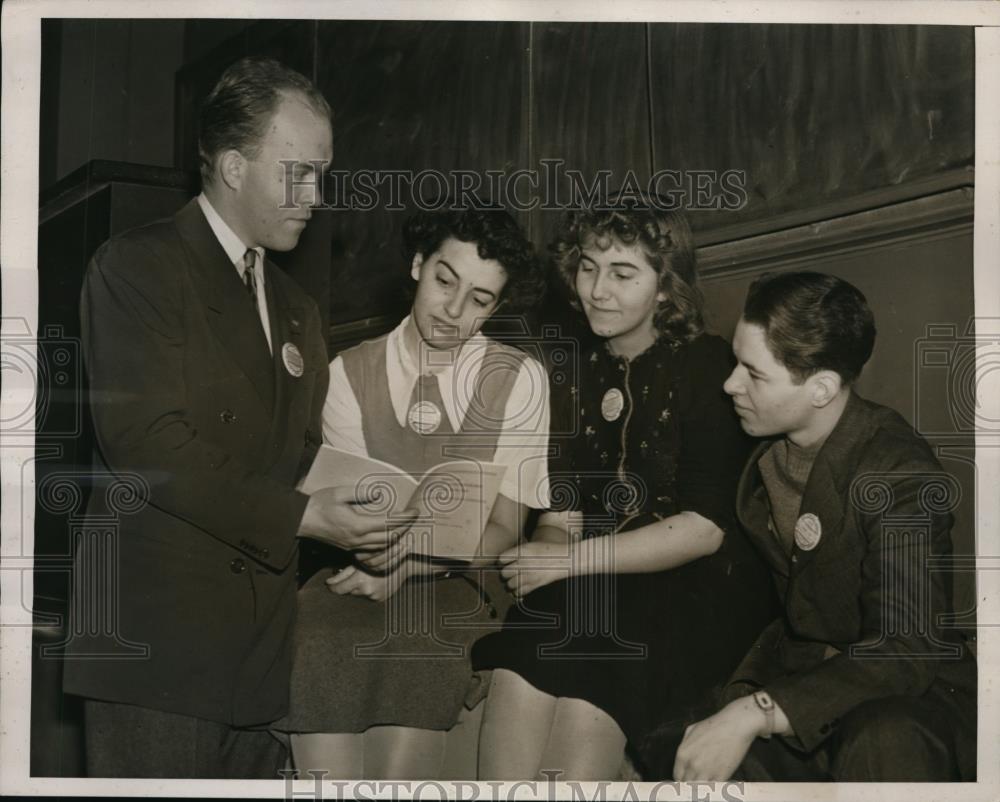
[471,204,775,779]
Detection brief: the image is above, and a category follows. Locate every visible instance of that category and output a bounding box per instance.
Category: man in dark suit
[674,271,976,781]
[64,57,408,778]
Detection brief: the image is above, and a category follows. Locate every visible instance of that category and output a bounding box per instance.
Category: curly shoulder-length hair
[402,208,544,311]
[551,207,704,343]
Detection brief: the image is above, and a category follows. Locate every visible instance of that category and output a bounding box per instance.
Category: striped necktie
[243,248,259,310]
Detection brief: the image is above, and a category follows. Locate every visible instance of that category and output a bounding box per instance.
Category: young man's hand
[673,696,768,781]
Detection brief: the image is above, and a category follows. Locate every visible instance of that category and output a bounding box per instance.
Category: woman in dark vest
[276,207,550,778]
[472,203,776,779]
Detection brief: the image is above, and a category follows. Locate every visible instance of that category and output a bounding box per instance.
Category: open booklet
[300,445,508,559]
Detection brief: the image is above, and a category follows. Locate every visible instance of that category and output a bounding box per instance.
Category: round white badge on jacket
[408,400,442,434]
[601,388,625,421]
[282,342,304,377]
[794,512,822,551]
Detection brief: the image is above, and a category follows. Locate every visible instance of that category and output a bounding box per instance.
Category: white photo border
[2,1,998,799]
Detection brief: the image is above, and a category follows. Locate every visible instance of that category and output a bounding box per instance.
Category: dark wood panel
[649,24,974,232]
[39,20,63,190]
[530,22,653,250]
[183,19,256,63]
[316,20,526,324]
[54,20,130,178]
[124,20,185,168]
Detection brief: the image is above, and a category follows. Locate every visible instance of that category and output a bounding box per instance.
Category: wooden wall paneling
[529,22,653,252]
[40,20,63,190]
[55,20,130,180]
[123,21,186,169]
[183,19,257,63]
[315,20,526,337]
[647,24,974,233]
[49,20,185,186]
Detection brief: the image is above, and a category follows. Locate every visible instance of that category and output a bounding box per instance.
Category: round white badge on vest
[408,400,442,434]
[601,388,625,422]
[794,512,822,551]
[282,342,304,377]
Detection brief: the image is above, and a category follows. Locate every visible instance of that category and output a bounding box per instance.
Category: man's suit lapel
[264,263,308,429]
[737,440,792,576]
[176,200,275,413]
[789,392,870,575]
[788,457,845,574]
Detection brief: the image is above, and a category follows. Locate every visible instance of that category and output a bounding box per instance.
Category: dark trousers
[83,698,286,779]
[739,694,976,782]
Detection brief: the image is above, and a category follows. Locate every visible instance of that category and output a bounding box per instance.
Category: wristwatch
[752,691,776,739]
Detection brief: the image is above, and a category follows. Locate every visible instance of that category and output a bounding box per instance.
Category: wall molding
[328,314,399,355]
[695,167,972,247]
[698,184,974,281]
[39,160,194,224]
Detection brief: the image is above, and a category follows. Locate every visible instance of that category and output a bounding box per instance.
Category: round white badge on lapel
[282,342,304,377]
[408,400,442,434]
[601,388,625,422]
[794,513,822,551]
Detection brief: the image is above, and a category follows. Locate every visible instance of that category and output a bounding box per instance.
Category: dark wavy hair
[198,57,332,186]
[402,208,544,311]
[743,271,876,385]
[551,206,704,343]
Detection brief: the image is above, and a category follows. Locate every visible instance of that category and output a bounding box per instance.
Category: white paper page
[299,445,418,518]
[409,460,507,558]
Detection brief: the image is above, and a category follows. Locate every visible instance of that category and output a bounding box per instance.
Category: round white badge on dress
[601,388,625,422]
[408,400,442,434]
[794,513,822,551]
[282,342,304,377]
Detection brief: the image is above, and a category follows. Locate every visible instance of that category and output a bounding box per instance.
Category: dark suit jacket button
[230,558,246,574]
[220,410,237,424]
[820,723,831,734]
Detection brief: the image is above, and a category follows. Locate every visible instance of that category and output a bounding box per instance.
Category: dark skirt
[471,542,776,764]
[275,566,510,733]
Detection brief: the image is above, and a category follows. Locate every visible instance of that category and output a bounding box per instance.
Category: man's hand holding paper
[298,485,418,552]
[300,445,507,559]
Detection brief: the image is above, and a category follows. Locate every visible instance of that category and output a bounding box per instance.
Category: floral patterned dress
[472,333,776,769]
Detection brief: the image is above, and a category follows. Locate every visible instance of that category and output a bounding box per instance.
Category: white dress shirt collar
[197,193,265,286]
[197,193,272,354]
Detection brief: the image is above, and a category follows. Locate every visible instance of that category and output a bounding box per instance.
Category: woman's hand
[325,561,410,602]
[355,528,415,573]
[498,541,575,599]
